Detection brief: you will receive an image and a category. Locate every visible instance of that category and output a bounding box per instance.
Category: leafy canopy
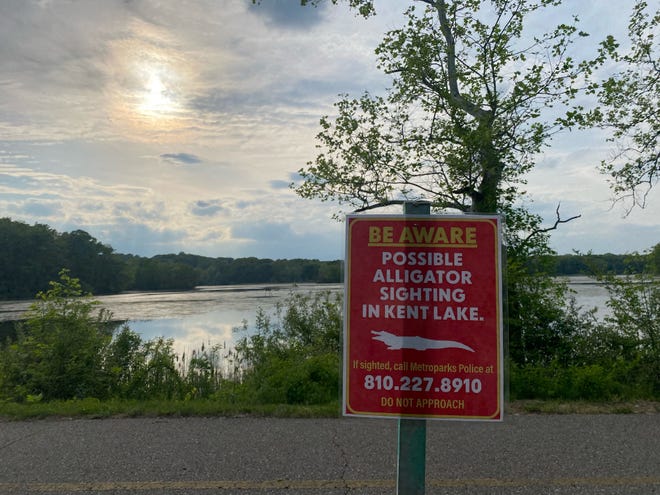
[591,1,659,210]
[295,0,599,224]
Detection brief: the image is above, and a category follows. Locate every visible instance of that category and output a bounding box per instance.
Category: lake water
[0,283,343,355]
[0,278,609,355]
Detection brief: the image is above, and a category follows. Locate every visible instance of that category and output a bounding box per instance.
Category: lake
[0,278,609,355]
[0,283,343,355]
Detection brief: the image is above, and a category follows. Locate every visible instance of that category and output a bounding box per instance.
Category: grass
[507,399,660,415]
[0,398,342,421]
[1,398,657,421]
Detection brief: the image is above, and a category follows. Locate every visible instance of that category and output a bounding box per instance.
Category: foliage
[1,219,651,303]
[599,270,660,395]
[104,325,145,398]
[296,0,598,219]
[506,270,577,366]
[511,247,660,368]
[0,218,342,300]
[0,218,128,299]
[133,258,199,290]
[58,230,126,294]
[552,250,653,276]
[511,254,660,400]
[180,341,226,400]
[0,273,185,402]
[291,0,614,371]
[0,270,113,401]
[0,218,65,299]
[651,242,660,274]
[130,337,184,400]
[510,359,654,401]
[590,1,659,209]
[232,291,342,405]
[0,279,345,406]
[2,271,657,409]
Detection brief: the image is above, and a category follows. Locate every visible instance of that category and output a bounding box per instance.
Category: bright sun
[139,69,177,116]
[107,19,195,138]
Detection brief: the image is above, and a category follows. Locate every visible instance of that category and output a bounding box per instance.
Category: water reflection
[128,308,253,356]
[0,284,343,356]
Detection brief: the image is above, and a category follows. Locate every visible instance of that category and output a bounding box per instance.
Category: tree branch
[523,203,581,243]
[430,0,491,121]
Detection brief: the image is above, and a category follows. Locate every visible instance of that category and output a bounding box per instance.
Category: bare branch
[523,203,581,243]
[352,200,408,213]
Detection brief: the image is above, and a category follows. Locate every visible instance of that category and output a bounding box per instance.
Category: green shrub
[510,359,657,401]
[234,291,342,405]
[0,270,113,401]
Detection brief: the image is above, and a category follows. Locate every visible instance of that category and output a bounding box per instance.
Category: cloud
[247,0,328,30]
[19,199,63,218]
[191,200,224,217]
[92,219,190,257]
[229,218,342,259]
[160,153,202,165]
[190,78,355,115]
[233,220,294,243]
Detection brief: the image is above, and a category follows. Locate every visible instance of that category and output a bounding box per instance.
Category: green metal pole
[397,200,430,495]
[397,419,427,494]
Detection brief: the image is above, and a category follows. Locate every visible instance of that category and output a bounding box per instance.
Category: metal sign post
[397,201,430,495]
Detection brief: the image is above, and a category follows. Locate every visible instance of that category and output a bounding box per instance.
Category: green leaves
[0,270,113,401]
[233,291,342,405]
[295,0,602,219]
[591,1,659,209]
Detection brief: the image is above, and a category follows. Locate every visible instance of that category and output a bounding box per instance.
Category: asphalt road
[0,414,658,494]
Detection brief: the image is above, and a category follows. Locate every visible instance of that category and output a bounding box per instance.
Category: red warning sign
[343,214,503,420]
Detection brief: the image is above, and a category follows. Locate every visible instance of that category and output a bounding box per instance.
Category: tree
[591,1,659,209]
[0,270,113,401]
[599,267,660,395]
[59,229,127,294]
[134,258,199,290]
[0,218,129,299]
[296,0,596,227]
[104,325,145,398]
[0,218,61,299]
[290,0,618,366]
[651,243,660,274]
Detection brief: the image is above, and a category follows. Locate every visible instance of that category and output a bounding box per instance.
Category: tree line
[1,217,658,300]
[0,218,341,300]
[2,217,658,300]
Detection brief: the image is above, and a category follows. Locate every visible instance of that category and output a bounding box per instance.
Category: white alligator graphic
[371,330,474,352]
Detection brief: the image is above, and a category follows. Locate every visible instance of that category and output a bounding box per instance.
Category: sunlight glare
[140,70,175,114]
[105,19,199,141]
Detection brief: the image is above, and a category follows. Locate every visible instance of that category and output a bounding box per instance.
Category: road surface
[0,414,658,494]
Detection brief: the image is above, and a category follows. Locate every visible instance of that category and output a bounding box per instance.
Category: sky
[0,0,657,261]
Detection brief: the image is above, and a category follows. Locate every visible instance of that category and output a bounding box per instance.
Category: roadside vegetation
[0,264,657,420]
[1,0,659,419]
[0,270,343,418]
